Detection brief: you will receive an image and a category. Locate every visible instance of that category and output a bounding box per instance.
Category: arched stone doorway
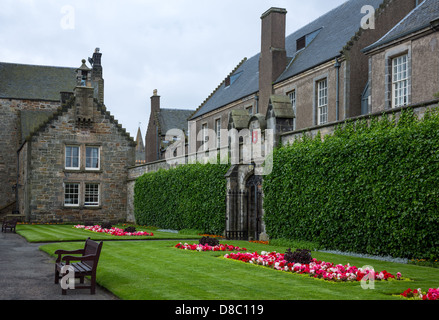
[246,174,263,241]
[225,164,265,241]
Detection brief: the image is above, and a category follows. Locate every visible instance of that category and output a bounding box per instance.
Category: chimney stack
[151,89,160,114]
[90,48,104,104]
[259,7,287,115]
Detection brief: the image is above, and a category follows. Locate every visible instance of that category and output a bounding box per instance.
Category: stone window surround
[84,183,100,207]
[214,117,221,149]
[384,43,412,110]
[287,86,297,131]
[85,146,101,171]
[316,76,329,125]
[65,145,80,170]
[63,181,102,209]
[312,73,329,126]
[64,182,80,207]
[64,142,102,172]
[201,122,208,151]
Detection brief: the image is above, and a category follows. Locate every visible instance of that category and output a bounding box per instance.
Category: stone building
[0,61,77,218]
[135,127,146,164]
[144,89,194,163]
[363,0,439,112]
[185,0,421,240]
[0,49,136,223]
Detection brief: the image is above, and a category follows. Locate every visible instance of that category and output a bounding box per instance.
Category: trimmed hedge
[134,162,229,234]
[263,108,439,259]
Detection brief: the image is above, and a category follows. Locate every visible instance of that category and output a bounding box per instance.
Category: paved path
[0,230,118,300]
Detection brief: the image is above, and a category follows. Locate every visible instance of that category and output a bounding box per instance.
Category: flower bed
[175,242,247,252]
[224,251,403,282]
[74,225,154,236]
[400,288,439,300]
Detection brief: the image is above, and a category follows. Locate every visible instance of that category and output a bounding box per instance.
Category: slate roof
[157,108,195,135]
[190,0,385,120]
[20,110,54,143]
[363,0,439,52]
[0,62,76,100]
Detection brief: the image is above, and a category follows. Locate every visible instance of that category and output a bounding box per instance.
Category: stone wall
[274,60,346,129]
[19,100,136,223]
[0,98,60,213]
[281,99,439,145]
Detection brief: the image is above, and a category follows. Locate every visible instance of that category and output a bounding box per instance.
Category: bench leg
[90,275,96,295]
[55,266,59,284]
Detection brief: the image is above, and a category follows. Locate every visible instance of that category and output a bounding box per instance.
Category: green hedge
[263,108,439,259]
[134,162,229,234]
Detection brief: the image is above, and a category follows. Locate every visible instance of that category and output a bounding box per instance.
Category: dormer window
[296,36,306,51]
[225,71,243,88]
[296,28,322,52]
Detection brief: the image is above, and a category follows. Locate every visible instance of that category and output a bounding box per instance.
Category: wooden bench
[54,237,103,295]
[2,218,18,233]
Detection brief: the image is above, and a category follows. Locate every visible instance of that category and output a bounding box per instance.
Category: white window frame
[201,123,208,151]
[65,146,80,170]
[85,146,100,170]
[288,90,297,130]
[215,118,221,149]
[317,79,328,125]
[392,54,409,108]
[64,183,80,207]
[84,183,100,207]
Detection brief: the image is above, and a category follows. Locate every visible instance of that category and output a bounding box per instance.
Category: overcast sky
[0,0,348,138]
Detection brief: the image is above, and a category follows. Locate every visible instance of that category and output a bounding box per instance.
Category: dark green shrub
[263,107,439,259]
[284,248,313,264]
[124,226,136,233]
[101,222,112,229]
[199,236,220,247]
[134,162,229,234]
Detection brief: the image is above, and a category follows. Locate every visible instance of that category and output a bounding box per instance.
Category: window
[84,183,99,206]
[392,54,409,108]
[202,123,208,151]
[317,79,328,125]
[296,36,306,51]
[215,119,221,148]
[64,183,79,206]
[65,146,80,169]
[288,90,297,130]
[86,146,100,170]
[246,106,253,115]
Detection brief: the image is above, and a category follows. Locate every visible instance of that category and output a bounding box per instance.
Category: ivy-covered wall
[134,162,229,234]
[263,108,439,259]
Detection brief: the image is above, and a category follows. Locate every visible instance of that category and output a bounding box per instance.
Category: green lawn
[16,224,201,242]
[24,225,439,300]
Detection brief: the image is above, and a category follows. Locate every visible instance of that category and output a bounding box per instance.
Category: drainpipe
[255,95,259,114]
[15,141,27,215]
[334,58,341,121]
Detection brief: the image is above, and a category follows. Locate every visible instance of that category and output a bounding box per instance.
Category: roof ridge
[23,97,135,146]
[189,57,247,120]
[362,0,430,52]
[159,108,195,112]
[0,61,76,70]
[341,0,393,53]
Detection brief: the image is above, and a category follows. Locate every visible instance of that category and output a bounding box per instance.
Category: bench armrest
[55,249,85,262]
[63,254,97,263]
